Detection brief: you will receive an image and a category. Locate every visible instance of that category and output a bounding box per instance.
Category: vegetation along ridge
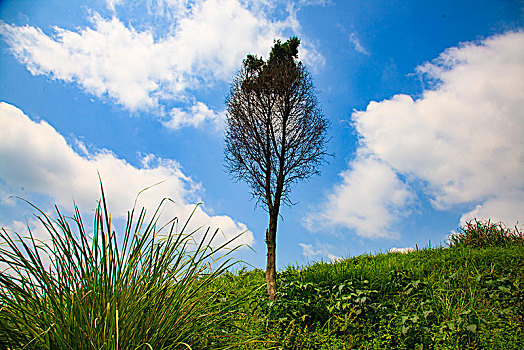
[0,188,522,349]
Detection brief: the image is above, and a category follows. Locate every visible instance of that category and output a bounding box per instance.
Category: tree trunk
[265,212,278,300]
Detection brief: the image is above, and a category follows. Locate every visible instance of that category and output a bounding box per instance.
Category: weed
[448,219,524,248]
[226,245,524,349]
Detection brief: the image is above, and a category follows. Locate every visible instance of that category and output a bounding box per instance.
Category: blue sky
[1,0,523,269]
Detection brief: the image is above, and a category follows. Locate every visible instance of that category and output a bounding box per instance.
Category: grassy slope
[1,200,522,350]
[216,245,524,349]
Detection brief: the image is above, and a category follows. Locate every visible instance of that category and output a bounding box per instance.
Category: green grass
[448,219,524,248]
[1,190,522,349]
[0,186,251,349]
[219,245,524,349]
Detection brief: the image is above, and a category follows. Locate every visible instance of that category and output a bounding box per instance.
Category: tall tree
[224,37,330,300]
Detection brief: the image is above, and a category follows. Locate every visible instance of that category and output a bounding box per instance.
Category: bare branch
[224,49,329,210]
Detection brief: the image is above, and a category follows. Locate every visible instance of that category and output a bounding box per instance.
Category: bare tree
[224,37,330,300]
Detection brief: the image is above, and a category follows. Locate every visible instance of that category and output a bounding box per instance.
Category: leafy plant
[236,245,524,349]
[448,219,524,248]
[266,271,329,325]
[0,185,248,349]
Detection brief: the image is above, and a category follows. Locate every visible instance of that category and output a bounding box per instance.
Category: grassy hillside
[1,192,522,349]
[213,245,524,349]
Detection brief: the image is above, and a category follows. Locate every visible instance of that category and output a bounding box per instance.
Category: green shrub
[448,219,524,248]
[232,246,524,349]
[0,185,248,349]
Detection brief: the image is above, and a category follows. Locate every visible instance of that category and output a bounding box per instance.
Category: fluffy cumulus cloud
[164,101,225,129]
[2,218,52,244]
[0,17,165,111]
[0,0,322,127]
[309,31,524,238]
[0,102,254,247]
[298,241,342,262]
[305,154,413,238]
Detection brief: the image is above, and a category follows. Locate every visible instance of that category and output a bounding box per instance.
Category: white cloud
[336,24,369,56]
[298,243,322,258]
[309,31,524,237]
[327,253,343,263]
[2,219,52,243]
[0,17,164,111]
[305,154,413,238]
[0,102,254,248]
[298,241,342,262]
[348,32,369,55]
[0,217,55,276]
[164,101,224,130]
[389,247,414,254]
[0,0,322,123]
[105,0,124,12]
[459,194,524,228]
[298,39,326,69]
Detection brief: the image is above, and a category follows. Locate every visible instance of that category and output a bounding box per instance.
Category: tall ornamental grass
[0,186,248,349]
